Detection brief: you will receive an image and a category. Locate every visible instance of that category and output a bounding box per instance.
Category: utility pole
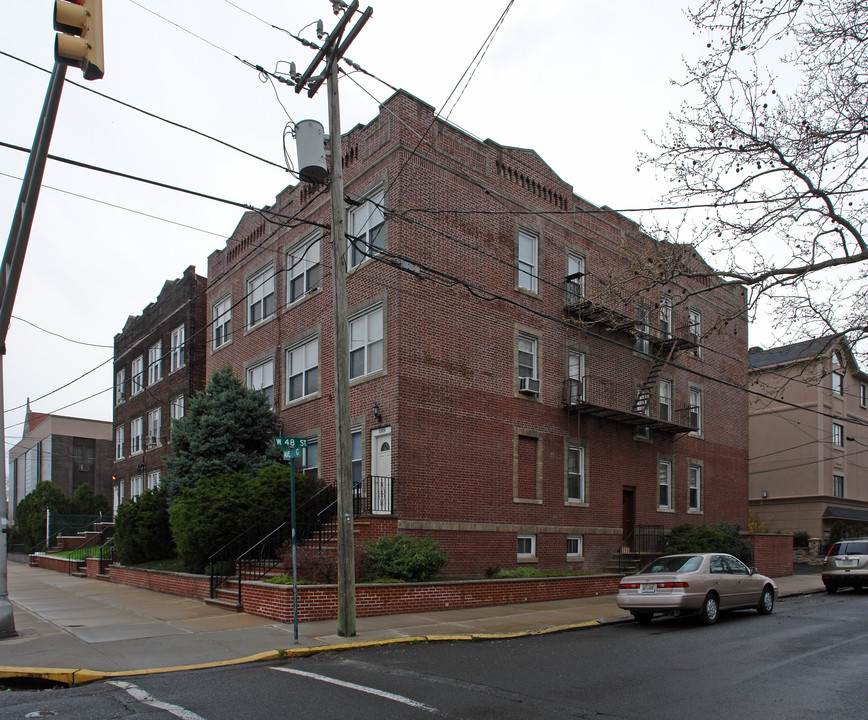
[0,0,105,640]
[293,0,372,637]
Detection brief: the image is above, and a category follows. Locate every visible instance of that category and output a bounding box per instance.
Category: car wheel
[632,612,653,625]
[700,593,719,625]
[757,586,774,615]
[825,584,838,594]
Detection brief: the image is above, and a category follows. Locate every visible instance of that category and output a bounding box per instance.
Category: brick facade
[206,90,749,576]
[112,265,207,509]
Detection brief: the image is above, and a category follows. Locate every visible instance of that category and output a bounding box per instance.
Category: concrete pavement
[0,560,826,686]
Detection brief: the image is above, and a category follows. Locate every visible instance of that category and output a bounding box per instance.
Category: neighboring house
[112,265,207,514]
[205,90,749,575]
[6,402,113,525]
[749,335,868,541]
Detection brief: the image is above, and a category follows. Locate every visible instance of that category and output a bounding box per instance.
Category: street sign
[275,436,308,449]
[283,448,302,460]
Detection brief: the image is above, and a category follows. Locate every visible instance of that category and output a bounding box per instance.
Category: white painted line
[271,666,439,714]
[106,680,207,720]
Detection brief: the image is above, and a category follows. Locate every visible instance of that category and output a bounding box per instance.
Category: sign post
[274,436,307,642]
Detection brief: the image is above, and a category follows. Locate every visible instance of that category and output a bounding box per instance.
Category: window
[635,303,650,354]
[247,359,274,406]
[115,426,124,460]
[147,408,161,447]
[170,325,185,371]
[287,237,321,303]
[131,356,144,396]
[170,395,185,422]
[130,475,143,500]
[518,334,537,380]
[832,474,845,498]
[348,189,385,269]
[517,534,536,559]
[517,229,538,292]
[567,536,583,558]
[832,423,844,447]
[689,465,701,511]
[659,379,672,421]
[659,297,672,339]
[148,342,162,385]
[352,429,362,488]
[688,387,702,435]
[302,438,319,481]
[115,369,125,405]
[349,306,384,380]
[568,350,585,404]
[287,337,319,402]
[567,445,585,502]
[248,266,275,328]
[832,351,844,396]
[862,384,867,408]
[688,309,702,356]
[566,252,585,302]
[130,417,143,455]
[658,459,672,509]
[213,296,232,349]
[147,470,161,490]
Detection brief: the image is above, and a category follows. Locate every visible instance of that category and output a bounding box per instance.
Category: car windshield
[640,555,703,574]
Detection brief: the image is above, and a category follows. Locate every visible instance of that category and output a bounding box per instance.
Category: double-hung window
[862,384,867,407]
[566,252,585,302]
[147,470,161,490]
[351,429,362,488]
[302,439,319,482]
[130,417,143,455]
[688,309,702,356]
[568,350,585,404]
[659,379,672,421]
[833,474,845,498]
[115,369,125,406]
[349,307,384,380]
[832,351,844,396]
[567,445,585,502]
[348,190,385,269]
[130,475,143,500]
[248,267,275,328]
[131,356,144,396]
[518,334,537,380]
[658,460,673,510]
[247,359,275,406]
[833,423,844,447]
[517,534,536,559]
[148,342,162,385]
[287,337,319,402]
[517,229,538,292]
[170,326,185,371]
[213,296,232,349]
[689,465,701,511]
[115,426,124,460]
[287,237,321,303]
[688,387,702,435]
[170,395,185,422]
[635,303,650,354]
[147,408,161,447]
[659,297,672,339]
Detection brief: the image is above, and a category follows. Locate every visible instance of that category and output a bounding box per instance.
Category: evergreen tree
[69,483,110,516]
[14,481,69,551]
[164,365,282,497]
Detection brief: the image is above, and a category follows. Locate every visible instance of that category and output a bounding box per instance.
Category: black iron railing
[66,525,115,574]
[97,536,117,575]
[618,525,665,573]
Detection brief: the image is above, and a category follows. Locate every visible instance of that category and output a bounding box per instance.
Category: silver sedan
[616,553,777,625]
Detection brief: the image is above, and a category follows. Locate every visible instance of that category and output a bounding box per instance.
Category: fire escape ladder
[634,342,678,413]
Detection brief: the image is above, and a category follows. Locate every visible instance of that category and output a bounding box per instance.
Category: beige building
[749,336,868,541]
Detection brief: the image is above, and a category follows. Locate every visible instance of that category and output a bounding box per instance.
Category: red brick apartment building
[206,90,749,575]
[112,266,207,513]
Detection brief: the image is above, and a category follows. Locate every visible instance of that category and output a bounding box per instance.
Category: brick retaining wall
[748,533,793,578]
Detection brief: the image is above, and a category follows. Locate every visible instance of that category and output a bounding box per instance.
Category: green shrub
[114,486,175,566]
[14,482,69,551]
[363,534,448,582]
[792,531,810,548]
[665,523,753,564]
[828,520,868,547]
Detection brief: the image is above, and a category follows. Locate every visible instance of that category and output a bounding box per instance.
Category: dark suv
[822,538,868,592]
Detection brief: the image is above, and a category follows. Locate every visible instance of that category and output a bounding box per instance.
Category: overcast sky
[2,0,761,447]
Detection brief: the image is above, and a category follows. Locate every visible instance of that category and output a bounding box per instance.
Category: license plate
[640,583,656,594]
[840,558,858,567]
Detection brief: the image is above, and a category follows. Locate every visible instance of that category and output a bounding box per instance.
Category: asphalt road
[2,591,865,719]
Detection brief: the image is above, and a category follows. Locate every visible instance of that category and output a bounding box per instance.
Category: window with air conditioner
[518,334,539,395]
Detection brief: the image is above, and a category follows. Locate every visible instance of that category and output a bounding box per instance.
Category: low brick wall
[32,554,75,574]
[748,533,794,578]
[240,574,622,623]
[108,565,212,601]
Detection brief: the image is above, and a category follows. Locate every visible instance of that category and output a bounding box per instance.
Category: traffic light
[54,0,104,80]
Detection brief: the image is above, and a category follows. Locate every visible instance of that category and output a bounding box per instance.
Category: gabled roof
[748,335,843,369]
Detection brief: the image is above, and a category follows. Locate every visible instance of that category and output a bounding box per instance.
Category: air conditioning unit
[519,377,541,396]
[145,436,158,448]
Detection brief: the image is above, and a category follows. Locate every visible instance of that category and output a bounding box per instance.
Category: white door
[372,430,392,514]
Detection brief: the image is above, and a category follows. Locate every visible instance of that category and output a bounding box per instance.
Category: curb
[0,620,605,687]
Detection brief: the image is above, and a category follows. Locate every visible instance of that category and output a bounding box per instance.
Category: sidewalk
[0,561,826,686]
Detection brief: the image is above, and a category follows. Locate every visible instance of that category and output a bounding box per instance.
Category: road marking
[271,666,439,713]
[106,680,207,720]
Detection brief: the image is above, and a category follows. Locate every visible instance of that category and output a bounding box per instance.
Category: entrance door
[371,429,392,514]
[622,487,636,551]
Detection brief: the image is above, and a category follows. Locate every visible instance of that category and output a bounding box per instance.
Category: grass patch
[490,567,594,579]
[264,574,317,585]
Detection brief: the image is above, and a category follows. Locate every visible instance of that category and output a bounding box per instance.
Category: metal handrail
[66,525,115,574]
[618,525,665,573]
